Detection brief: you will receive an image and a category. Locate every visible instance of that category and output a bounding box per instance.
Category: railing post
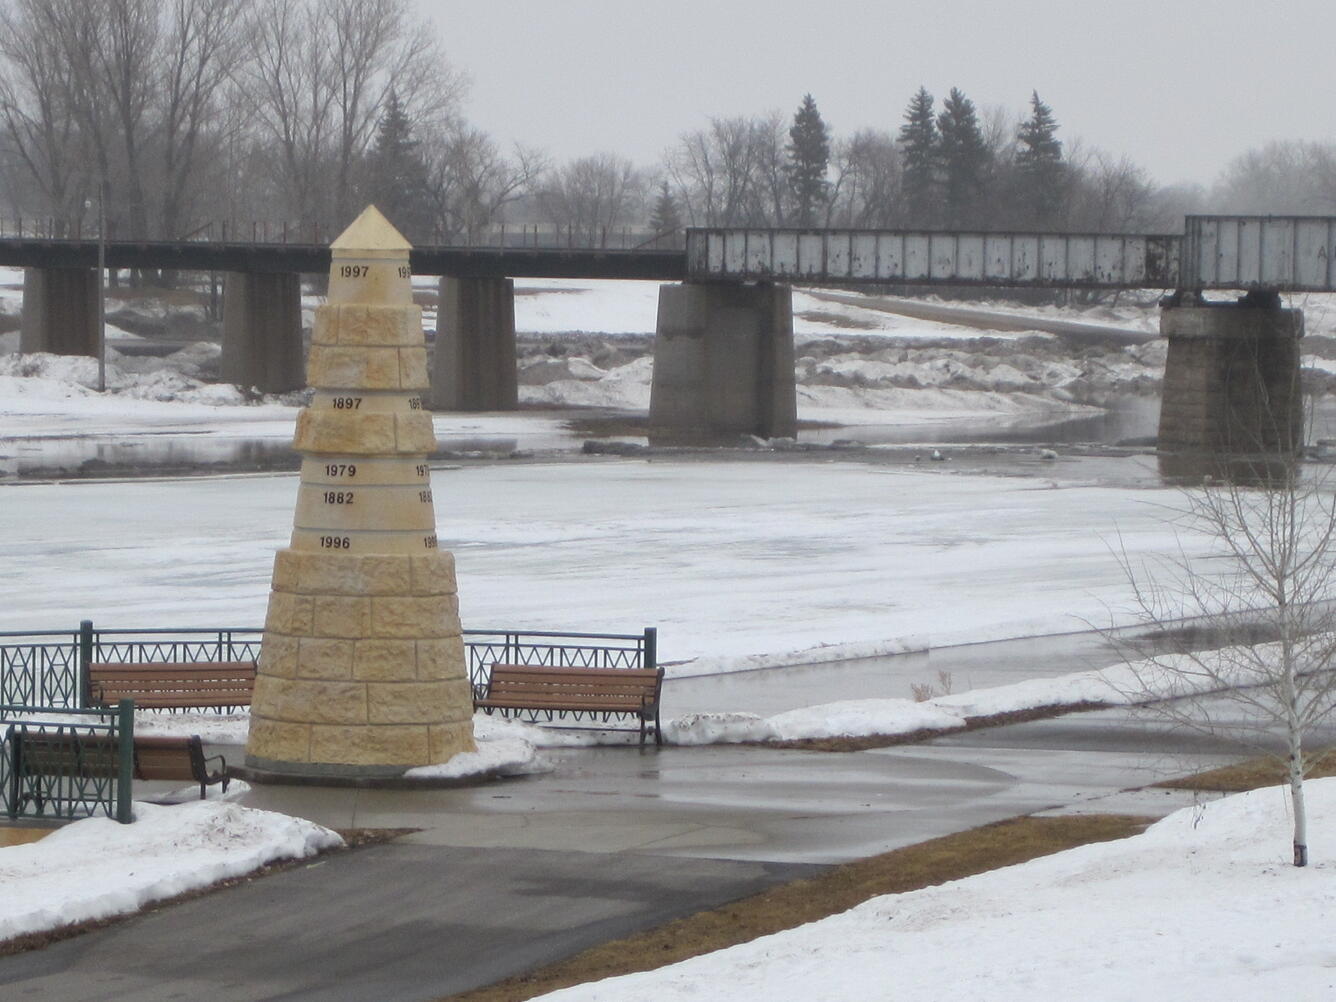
[116,699,134,824]
[78,619,94,709]
[643,627,657,670]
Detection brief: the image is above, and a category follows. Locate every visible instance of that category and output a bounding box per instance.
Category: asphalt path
[0,628,1283,1002]
[0,844,814,1002]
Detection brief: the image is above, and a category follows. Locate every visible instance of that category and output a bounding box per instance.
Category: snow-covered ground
[0,272,1167,444]
[535,779,1336,1002]
[0,801,340,944]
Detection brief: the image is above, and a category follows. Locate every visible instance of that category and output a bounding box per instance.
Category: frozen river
[0,445,1214,681]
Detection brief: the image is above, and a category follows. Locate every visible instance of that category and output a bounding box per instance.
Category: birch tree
[1115,444,1336,867]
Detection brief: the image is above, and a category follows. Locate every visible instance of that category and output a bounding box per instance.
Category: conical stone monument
[246,206,476,779]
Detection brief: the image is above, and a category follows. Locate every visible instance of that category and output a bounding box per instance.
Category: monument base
[233,755,513,789]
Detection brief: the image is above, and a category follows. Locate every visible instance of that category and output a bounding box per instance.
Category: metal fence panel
[0,702,133,823]
[2,624,657,715]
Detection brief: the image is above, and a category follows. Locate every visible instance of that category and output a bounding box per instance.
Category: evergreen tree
[1015,90,1065,226]
[649,180,683,244]
[936,87,991,227]
[364,90,433,240]
[898,87,939,226]
[786,93,830,227]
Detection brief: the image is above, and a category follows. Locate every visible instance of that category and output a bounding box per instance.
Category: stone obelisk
[246,206,476,779]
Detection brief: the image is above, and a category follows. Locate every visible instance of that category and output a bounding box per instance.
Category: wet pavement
[0,630,1256,1001]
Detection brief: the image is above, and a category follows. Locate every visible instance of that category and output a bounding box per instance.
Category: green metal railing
[462,628,657,699]
[0,622,658,709]
[0,700,134,824]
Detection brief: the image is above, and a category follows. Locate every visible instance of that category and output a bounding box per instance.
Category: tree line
[0,0,541,244]
[0,0,1330,248]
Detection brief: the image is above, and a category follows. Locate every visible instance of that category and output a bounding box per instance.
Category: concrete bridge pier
[649,282,797,444]
[431,276,518,411]
[20,267,99,356]
[1157,292,1305,468]
[221,272,305,393]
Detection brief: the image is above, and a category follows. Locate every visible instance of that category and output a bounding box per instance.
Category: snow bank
[667,643,1299,747]
[535,779,1336,1001]
[402,715,544,778]
[0,801,341,943]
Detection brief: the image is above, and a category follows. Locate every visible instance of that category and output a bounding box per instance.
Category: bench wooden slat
[88,661,256,711]
[6,732,228,809]
[476,664,664,746]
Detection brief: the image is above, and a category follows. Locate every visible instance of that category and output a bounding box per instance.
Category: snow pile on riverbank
[0,274,1171,427]
[536,779,1336,1001]
[0,801,340,944]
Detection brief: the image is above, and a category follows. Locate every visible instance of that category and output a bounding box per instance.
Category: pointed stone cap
[331,205,412,256]
[327,205,414,305]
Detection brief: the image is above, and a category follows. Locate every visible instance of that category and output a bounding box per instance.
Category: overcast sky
[415,0,1336,190]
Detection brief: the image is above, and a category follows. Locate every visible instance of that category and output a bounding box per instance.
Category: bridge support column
[20,268,99,356]
[1158,293,1304,467]
[221,272,305,393]
[430,276,518,411]
[649,282,796,444]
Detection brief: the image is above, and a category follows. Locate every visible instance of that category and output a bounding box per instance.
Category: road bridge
[8,215,1327,455]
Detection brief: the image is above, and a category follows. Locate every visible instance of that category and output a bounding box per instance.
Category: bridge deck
[0,216,1332,291]
[0,241,685,280]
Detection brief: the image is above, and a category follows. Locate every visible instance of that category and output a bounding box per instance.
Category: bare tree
[748,110,788,225]
[0,0,86,229]
[667,114,784,227]
[156,0,247,238]
[1211,140,1336,214]
[1065,143,1157,233]
[536,153,644,246]
[827,129,899,227]
[0,0,250,239]
[424,123,544,242]
[1114,366,1336,867]
[240,0,462,231]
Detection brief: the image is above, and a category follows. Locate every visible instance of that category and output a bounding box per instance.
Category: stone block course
[307,346,403,389]
[248,719,312,763]
[253,676,368,724]
[371,595,457,638]
[313,596,372,638]
[429,722,476,763]
[309,724,430,766]
[411,554,457,595]
[394,413,438,453]
[258,633,300,678]
[416,638,466,681]
[296,637,355,679]
[294,410,397,454]
[368,681,456,724]
[264,592,314,636]
[352,639,418,681]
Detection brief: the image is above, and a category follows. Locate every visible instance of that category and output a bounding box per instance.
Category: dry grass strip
[441,813,1151,1002]
[1156,749,1336,793]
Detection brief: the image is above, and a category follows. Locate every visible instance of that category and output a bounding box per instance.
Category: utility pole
[96,181,106,393]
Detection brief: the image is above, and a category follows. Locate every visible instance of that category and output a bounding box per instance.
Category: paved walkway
[0,716,1237,1001]
[0,632,1252,1001]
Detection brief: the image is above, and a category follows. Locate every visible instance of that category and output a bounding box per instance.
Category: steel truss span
[0,216,1333,291]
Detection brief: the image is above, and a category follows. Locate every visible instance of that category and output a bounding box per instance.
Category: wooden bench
[88,661,257,711]
[474,664,665,747]
[6,730,228,817]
